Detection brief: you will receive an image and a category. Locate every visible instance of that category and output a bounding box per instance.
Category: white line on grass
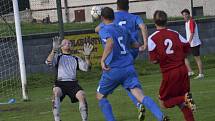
[39,110,52,115]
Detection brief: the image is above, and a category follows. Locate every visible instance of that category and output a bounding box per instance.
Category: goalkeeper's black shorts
[54,81,83,103]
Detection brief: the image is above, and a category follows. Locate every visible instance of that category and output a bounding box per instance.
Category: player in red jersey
[148,10,196,121]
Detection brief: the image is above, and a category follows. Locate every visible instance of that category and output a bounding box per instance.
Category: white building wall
[30,0,57,22]
[128,0,191,19]
[30,0,56,10]
[191,0,215,16]
[29,0,215,23]
[201,0,215,16]
[194,0,204,7]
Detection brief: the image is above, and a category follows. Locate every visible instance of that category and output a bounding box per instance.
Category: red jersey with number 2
[148,28,190,73]
[148,28,191,100]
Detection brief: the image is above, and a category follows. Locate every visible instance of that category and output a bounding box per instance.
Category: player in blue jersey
[96,7,169,121]
[114,0,148,58]
[95,0,148,120]
[95,0,147,59]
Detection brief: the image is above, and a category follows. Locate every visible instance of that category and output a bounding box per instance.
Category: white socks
[53,97,61,121]
[79,102,88,121]
[52,97,88,121]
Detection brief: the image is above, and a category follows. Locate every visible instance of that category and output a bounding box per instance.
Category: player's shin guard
[52,97,61,121]
[79,102,88,121]
[99,98,116,121]
[142,96,163,121]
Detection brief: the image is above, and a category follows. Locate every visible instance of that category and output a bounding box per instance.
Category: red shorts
[159,65,190,101]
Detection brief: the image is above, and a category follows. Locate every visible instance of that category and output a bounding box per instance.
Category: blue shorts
[97,65,142,95]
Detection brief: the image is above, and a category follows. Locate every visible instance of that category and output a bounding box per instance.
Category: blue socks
[99,98,116,121]
[126,89,140,108]
[142,96,164,121]
[98,96,163,121]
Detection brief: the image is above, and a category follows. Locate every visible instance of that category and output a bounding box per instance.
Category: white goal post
[0,0,28,103]
[12,0,28,101]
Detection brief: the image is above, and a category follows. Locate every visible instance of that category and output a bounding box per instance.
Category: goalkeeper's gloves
[52,36,61,52]
[79,43,94,56]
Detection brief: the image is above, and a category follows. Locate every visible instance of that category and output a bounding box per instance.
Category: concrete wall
[29,0,215,23]
[23,35,52,73]
[20,18,215,74]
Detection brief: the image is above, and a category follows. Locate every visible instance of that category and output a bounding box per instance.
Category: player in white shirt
[181,9,204,79]
[46,37,93,121]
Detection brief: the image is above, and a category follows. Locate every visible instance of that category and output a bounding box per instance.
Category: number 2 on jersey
[164,39,174,54]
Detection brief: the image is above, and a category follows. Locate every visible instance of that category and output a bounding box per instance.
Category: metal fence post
[64,0,69,23]
[56,0,64,39]
[191,0,194,16]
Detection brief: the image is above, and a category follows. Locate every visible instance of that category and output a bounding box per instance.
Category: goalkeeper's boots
[162,116,170,121]
[185,92,197,112]
[138,104,146,121]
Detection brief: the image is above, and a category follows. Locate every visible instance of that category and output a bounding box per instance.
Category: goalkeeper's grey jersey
[46,54,89,81]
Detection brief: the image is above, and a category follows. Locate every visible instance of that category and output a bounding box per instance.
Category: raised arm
[78,43,94,71]
[95,23,105,33]
[95,25,101,33]
[46,36,61,65]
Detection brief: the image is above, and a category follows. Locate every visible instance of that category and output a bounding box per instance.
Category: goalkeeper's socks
[53,97,61,121]
[180,106,195,121]
[99,98,116,121]
[142,96,163,121]
[79,102,88,121]
[126,89,139,108]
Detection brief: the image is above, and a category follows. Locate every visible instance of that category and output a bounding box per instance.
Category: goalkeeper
[46,37,93,121]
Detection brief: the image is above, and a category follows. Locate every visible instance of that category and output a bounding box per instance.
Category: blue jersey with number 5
[114,11,143,58]
[99,23,134,68]
[114,11,143,41]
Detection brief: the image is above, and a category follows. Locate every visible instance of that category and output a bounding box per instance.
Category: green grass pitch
[1,55,215,121]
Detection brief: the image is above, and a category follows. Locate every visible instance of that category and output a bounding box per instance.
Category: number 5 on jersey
[118,21,126,26]
[118,37,126,54]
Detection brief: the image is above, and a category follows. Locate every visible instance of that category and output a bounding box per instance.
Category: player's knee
[52,99,55,109]
[53,87,62,97]
[130,88,144,102]
[160,103,167,109]
[76,90,86,102]
[96,92,104,101]
[159,100,167,109]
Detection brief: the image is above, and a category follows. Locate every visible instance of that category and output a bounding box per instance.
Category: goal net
[0,0,26,103]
